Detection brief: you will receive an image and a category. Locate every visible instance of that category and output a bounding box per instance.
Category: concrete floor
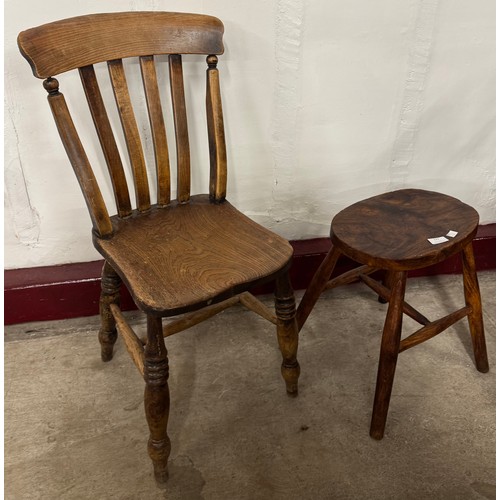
[5,272,495,500]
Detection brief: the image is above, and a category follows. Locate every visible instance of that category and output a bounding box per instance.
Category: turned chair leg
[462,242,489,373]
[143,314,171,486]
[370,271,407,440]
[275,272,301,396]
[99,261,122,361]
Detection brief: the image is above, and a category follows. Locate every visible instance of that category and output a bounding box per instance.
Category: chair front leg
[462,242,489,373]
[99,261,121,361]
[275,271,300,396]
[370,270,407,440]
[144,314,171,487]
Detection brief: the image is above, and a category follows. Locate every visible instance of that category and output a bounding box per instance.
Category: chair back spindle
[169,54,191,203]
[79,65,132,218]
[206,55,227,202]
[108,58,151,212]
[140,55,171,207]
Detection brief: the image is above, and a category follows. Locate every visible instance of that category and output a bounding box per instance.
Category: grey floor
[5,272,496,500]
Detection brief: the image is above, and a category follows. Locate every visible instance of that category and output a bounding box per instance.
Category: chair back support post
[43,77,113,238]
[206,55,227,202]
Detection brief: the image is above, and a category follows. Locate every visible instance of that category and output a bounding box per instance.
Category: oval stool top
[330,189,479,270]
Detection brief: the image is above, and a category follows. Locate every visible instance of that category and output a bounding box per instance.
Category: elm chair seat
[296,188,488,439]
[95,195,293,315]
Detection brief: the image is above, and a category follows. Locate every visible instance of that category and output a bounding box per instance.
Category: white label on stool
[446,230,458,238]
[428,236,449,245]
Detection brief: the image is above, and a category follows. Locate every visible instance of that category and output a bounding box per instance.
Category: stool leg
[462,242,489,373]
[377,271,393,304]
[370,270,407,440]
[296,246,341,331]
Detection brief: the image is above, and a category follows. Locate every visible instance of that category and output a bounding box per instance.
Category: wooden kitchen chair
[297,188,488,439]
[18,12,300,486]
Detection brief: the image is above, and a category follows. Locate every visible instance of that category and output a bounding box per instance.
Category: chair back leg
[275,272,300,396]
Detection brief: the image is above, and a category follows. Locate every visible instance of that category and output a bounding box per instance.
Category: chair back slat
[45,79,113,237]
[169,54,190,203]
[18,12,224,78]
[206,56,227,202]
[108,59,151,212]
[79,65,132,217]
[140,56,171,206]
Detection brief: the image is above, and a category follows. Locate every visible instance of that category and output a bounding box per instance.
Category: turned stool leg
[99,261,121,361]
[275,272,301,396]
[462,242,489,373]
[370,270,407,440]
[144,315,171,486]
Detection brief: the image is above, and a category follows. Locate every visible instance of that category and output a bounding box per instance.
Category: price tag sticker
[428,236,449,245]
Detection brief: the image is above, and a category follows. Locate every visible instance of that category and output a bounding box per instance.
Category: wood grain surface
[331,189,479,270]
[18,12,224,78]
[169,54,191,203]
[94,195,293,315]
[140,55,171,206]
[45,79,113,237]
[79,65,132,217]
[206,55,227,201]
[108,59,151,212]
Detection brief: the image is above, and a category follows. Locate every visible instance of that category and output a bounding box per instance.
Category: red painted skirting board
[4,224,495,325]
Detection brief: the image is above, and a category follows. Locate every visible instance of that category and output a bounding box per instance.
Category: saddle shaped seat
[95,194,293,316]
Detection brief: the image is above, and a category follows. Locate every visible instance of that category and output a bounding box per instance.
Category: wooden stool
[297,189,489,439]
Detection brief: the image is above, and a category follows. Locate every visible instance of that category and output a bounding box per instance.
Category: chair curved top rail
[18,11,224,78]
